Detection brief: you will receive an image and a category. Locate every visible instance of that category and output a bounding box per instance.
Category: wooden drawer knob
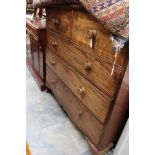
[51,80,56,84]
[88,29,97,38]
[52,18,59,24]
[52,41,57,47]
[50,60,56,66]
[78,87,85,95]
[84,62,91,71]
[76,110,83,117]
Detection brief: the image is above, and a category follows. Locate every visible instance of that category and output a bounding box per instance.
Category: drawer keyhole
[65,66,68,71]
[64,86,68,91]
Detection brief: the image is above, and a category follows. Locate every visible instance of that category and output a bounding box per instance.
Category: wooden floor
[26,143,32,155]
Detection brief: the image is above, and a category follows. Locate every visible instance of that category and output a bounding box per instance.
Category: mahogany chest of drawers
[45,4,129,154]
[26,17,46,91]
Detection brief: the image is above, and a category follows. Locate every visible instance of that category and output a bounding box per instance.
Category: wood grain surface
[46,8,73,38]
[46,31,123,98]
[45,5,128,152]
[46,64,104,146]
[46,48,112,123]
[72,11,128,67]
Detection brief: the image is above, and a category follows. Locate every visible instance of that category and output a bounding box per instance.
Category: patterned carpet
[26,68,92,155]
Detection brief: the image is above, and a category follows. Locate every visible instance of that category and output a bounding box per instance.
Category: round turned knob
[51,80,56,84]
[88,29,93,38]
[52,41,57,47]
[77,110,83,116]
[50,60,56,66]
[84,62,91,71]
[88,29,97,38]
[55,19,59,24]
[78,87,85,95]
[52,18,59,24]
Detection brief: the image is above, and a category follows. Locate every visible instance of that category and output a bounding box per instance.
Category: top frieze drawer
[71,11,128,67]
[46,8,73,39]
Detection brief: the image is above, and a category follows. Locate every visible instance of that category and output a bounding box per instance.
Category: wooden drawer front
[72,11,128,66]
[47,30,69,56]
[68,45,122,97]
[46,64,103,146]
[46,49,111,123]
[46,31,122,97]
[26,24,38,40]
[46,8,72,38]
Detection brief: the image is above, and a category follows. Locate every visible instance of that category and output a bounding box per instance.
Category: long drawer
[72,11,128,67]
[46,48,112,123]
[47,31,122,97]
[46,64,103,146]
